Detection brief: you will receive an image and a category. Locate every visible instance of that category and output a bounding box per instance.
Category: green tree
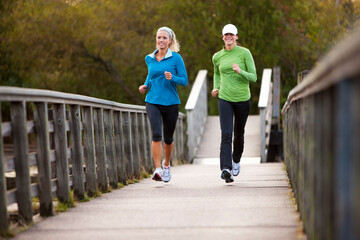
[1,0,359,113]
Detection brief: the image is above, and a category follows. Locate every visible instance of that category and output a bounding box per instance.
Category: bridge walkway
[13,116,303,240]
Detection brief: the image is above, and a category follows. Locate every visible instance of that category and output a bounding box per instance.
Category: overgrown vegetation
[1,0,359,114]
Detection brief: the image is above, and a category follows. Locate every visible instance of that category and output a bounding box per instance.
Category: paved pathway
[12,115,303,240]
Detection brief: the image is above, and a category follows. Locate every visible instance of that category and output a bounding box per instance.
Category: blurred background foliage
[0,0,359,114]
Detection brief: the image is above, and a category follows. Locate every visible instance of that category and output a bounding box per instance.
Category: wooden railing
[0,87,185,232]
[282,29,360,240]
[185,70,208,162]
[258,68,273,163]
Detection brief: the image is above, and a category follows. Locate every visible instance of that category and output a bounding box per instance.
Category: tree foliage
[1,0,359,114]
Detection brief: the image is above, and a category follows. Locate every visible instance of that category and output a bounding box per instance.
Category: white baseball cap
[222,24,238,35]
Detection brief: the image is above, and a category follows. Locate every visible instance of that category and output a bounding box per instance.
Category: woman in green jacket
[212,24,257,183]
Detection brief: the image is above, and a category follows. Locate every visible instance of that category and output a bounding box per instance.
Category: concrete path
[13,163,301,240]
[194,115,261,164]
[12,115,303,240]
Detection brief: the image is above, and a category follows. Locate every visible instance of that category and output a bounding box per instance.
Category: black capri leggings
[146,103,179,145]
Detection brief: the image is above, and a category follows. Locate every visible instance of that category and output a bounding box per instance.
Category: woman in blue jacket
[139,26,188,183]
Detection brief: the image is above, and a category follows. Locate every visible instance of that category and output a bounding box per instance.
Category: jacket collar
[148,48,173,59]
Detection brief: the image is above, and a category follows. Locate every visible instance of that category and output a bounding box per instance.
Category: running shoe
[232,161,241,176]
[162,160,171,183]
[221,169,234,183]
[152,167,163,181]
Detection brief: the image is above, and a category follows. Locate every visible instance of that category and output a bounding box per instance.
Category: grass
[55,190,75,212]
[0,230,15,238]
[141,171,151,179]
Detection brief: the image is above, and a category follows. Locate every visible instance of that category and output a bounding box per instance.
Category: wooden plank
[260,108,266,163]
[113,111,126,185]
[0,104,9,231]
[145,116,153,172]
[53,103,70,203]
[272,66,281,126]
[353,79,360,240]
[122,112,134,179]
[7,180,58,205]
[11,101,33,223]
[34,102,53,217]
[137,113,146,173]
[172,119,178,165]
[139,113,149,172]
[1,122,11,137]
[335,80,356,240]
[94,108,108,191]
[179,119,185,162]
[104,109,118,189]
[131,112,141,179]
[5,149,59,173]
[69,105,85,199]
[82,106,97,196]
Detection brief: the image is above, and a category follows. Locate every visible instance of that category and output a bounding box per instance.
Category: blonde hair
[156,27,180,52]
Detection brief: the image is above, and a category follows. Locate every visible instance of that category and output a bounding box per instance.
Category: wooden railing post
[138,112,148,174]
[53,103,70,203]
[104,109,118,189]
[122,112,134,179]
[82,106,97,196]
[113,111,126,185]
[69,104,85,199]
[179,117,185,162]
[172,120,178,165]
[141,113,151,172]
[34,102,53,216]
[94,108,108,191]
[131,112,141,179]
[11,101,33,223]
[0,104,9,232]
[145,117,153,172]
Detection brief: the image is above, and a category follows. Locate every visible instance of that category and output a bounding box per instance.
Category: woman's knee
[221,132,232,142]
[152,132,162,142]
[164,138,174,145]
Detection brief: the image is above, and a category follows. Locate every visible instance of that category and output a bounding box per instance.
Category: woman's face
[156,30,172,50]
[222,33,238,45]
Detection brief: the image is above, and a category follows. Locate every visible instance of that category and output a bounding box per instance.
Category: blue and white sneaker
[162,160,171,183]
[232,161,241,176]
[152,167,163,181]
[221,169,234,183]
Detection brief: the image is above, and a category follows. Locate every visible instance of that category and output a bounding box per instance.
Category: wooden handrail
[282,29,360,240]
[185,70,208,162]
[258,69,273,163]
[0,87,186,233]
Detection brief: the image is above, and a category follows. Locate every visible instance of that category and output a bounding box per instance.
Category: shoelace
[163,167,170,177]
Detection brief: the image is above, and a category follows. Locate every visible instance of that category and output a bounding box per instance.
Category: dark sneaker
[221,169,234,183]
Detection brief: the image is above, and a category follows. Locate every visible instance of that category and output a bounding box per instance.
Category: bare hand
[164,71,172,80]
[211,89,219,97]
[139,85,147,94]
[232,63,241,74]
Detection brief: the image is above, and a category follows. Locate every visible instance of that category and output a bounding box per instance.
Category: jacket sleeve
[239,49,257,83]
[171,54,188,86]
[212,54,220,89]
[144,57,152,88]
